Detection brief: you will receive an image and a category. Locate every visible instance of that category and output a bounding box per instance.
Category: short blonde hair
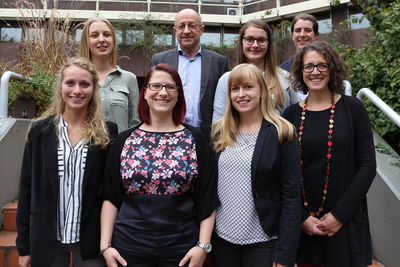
[212,64,294,152]
[78,17,117,68]
[40,57,110,147]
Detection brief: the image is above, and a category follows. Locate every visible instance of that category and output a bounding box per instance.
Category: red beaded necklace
[298,93,335,217]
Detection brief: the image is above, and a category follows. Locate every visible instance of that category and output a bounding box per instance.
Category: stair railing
[356,88,400,128]
[0,71,27,118]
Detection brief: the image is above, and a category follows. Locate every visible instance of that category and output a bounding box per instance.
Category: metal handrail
[343,80,352,96]
[357,88,400,128]
[0,71,27,118]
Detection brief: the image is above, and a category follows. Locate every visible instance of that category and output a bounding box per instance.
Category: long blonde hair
[40,57,110,147]
[238,19,286,109]
[212,64,294,153]
[78,17,117,68]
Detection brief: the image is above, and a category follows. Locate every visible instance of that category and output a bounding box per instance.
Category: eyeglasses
[175,23,202,31]
[243,36,268,46]
[146,83,178,92]
[302,63,330,73]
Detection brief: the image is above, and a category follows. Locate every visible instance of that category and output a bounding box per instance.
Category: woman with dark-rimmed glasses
[213,19,298,122]
[100,63,219,267]
[283,41,376,267]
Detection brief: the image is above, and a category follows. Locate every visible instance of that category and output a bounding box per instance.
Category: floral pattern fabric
[120,128,198,195]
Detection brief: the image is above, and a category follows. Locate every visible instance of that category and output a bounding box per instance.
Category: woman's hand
[19,255,30,267]
[179,246,206,267]
[317,212,343,237]
[102,247,127,267]
[272,262,288,267]
[301,216,326,236]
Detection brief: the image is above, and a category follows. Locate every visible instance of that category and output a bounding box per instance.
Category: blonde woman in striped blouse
[16,57,117,267]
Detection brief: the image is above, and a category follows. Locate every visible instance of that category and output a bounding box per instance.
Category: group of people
[16,8,376,267]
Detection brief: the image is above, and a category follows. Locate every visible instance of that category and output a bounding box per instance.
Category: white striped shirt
[56,118,88,244]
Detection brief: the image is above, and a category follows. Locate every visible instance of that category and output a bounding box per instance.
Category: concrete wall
[368,131,400,267]
[0,118,31,227]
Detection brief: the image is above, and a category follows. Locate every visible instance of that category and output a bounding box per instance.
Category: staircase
[0,200,386,267]
[0,201,18,267]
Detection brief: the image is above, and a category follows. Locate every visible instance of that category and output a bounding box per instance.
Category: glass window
[126,30,144,45]
[318,18,332,34]
[154,33,173,46]
[223,33,238,46]
[24,28,45,42]
[201,32,220,46]
[350,13,370,30]
[1,28,22,42]
[75,28,82,43]
[115,29,123,44]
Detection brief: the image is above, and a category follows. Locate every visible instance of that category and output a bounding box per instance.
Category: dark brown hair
[291,13,319,36]
[291,41,348,94]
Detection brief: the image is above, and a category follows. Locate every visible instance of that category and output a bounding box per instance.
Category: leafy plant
[7,4,75,116]
[330,0,400,154]
[375,142,393,155]
[113,16,173,58]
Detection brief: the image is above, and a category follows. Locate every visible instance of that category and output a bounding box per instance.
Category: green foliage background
[337,0,400,153]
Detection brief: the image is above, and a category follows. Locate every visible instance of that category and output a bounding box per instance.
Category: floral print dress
[112,128,201,256]
[120,128,198,195]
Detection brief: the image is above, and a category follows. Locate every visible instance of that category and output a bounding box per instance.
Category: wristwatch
[196,241,212,253]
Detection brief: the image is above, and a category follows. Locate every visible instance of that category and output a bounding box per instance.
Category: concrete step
[2,201,17,231]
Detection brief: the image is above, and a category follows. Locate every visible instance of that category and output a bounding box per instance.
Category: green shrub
[335,1,400,153]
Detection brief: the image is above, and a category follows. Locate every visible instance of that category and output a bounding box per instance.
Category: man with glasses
[151,8,228,137]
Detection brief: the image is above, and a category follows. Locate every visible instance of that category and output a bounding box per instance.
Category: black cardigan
[283,95,376,266]
[216,119,302,267]
[101,122,220,223]
[16,117,118,267]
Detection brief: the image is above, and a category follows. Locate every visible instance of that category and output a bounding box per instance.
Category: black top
[283,97,349,221]
[283,95,376,266]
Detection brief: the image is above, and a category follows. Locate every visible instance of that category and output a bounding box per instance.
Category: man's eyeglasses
[146,83,179,92]
[302,63,330,73]
[243,36,268,46]
[175,23,202,31]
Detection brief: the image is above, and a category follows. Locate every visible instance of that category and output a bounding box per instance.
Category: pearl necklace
[298,93,335,217]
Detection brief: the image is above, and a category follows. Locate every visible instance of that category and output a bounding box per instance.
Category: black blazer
[216,120,301,267]
[151,48,229,137]
[16,117,118,267]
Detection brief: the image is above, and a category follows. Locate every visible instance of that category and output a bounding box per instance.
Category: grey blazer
[151,47,228,137]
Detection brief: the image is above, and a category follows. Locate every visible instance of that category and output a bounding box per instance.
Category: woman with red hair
[99,63,219,267]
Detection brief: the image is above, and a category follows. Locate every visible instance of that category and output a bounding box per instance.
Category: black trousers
[117,247,189,267]
[50,242,106,267]
[211,233,276,267]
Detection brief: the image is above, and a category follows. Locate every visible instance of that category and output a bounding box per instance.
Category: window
[126,30,144,45]
[223,33,238,46]
[201,32,220,46]
[1,28,22,42]
[75,28,82,43]
[317,18,332,34]
[154,33,173,46]
[350,13,370,30]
